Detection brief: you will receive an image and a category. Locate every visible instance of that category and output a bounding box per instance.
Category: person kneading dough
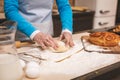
[49,40,70,53]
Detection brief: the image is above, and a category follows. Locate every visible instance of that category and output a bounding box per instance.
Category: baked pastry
[49,40,69,53]
[88,32,120,47]
[112,25,120,32]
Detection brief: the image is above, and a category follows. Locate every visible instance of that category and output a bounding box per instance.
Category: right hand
[33,32,58,50]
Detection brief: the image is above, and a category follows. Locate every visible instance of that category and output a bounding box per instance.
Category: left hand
[59,32,74,47]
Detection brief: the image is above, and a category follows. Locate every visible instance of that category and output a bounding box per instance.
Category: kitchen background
[0,0,74,15]
[0,0,120,80]
[0,0,119,37]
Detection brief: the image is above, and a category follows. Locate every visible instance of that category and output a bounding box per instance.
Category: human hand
[59,32,74,47]
[33,32,58,50]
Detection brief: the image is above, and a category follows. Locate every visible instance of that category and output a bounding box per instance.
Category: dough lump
[49,41,69,53]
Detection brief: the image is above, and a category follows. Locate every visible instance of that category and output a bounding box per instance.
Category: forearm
[56,0,73,33]
[4,0,37,37]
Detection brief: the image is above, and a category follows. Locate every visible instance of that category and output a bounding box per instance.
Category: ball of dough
[49,41,69,53]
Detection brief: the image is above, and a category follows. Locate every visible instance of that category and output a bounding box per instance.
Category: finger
[64,38,70,46]
[48,38,58,49]
[59,34,63,41]
[36,39,47,50]
[44,39,52,47]
[69,40,74,47]
[40,42,47,50]
[64,36,74,47]
[52,40,59,49]
[45,36,58,49]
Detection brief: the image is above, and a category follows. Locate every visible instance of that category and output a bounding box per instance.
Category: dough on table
[49,40,70,53]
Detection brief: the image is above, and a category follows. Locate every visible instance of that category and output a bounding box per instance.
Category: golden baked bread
[88,32,120,47]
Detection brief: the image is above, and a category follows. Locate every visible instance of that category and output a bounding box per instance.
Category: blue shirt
[4,0,73,37]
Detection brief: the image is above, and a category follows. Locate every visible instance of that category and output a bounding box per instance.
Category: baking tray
[108,25,120,35]
[81,36,120,54]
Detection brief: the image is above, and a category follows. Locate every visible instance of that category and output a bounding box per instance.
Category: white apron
[18,0,54,35]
